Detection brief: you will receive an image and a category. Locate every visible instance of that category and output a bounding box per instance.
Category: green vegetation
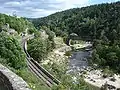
[102,67,114,77]
[0,14,36,33]
[0,14,49,89]
[1,1,120,90]
[86,83,100,90]
[28,27,55,62]
[52,76,89,90]
[43,61,91,90]
[41,26,55,41]
[30,2,120,40]
[0,32,48,89]
[64,51,72,56]
[28,38,51,62]
[92,44,120,73]
[27,27,90,90]
[17,68,50,90]
[30,1,120,73]
[0,32,26,69]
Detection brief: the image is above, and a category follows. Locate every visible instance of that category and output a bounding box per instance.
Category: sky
[0,0,119,18]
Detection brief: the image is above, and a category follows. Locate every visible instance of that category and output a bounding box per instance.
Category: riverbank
[69,43,120,90]
[84,69,120,89]
[70,42,92,50]
[41,37,70,65]
[41,37,120,90]
[41,37,70,79]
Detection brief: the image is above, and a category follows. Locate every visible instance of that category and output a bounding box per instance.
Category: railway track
[23,41,60,88]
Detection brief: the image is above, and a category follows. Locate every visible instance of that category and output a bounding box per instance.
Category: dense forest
[0,14,36,33]
[30,1,120,73]
[31,1,120,40]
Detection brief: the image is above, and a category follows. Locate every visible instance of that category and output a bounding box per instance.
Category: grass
[87,83,100,90]
[0,60,49,90]
[16,68,50,90]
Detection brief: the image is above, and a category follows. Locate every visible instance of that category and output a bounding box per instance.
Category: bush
[103,67,114,77]
[102,74,108,78]
[0,32,26,69]
[64,51,71,56]
[70,40,74,45]
[110,77,116,82]
[28,37,53,62]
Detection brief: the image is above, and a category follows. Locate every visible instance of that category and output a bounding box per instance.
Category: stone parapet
[0,64,31,90]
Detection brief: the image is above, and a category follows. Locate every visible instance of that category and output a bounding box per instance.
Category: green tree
[0,32,26,69]
[28,38,48,62]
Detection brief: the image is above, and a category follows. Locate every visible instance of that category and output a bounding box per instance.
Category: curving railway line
[22,36,60,88]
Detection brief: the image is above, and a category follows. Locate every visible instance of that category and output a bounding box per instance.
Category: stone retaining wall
[0,64,31,90]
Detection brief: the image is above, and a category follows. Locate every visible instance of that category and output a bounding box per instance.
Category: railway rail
[23,39,60,88]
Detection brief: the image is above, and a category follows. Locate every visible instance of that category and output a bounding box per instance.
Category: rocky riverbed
[67,44,120,90]
[41,38,120,89]
[67,50,91,74]
[84,69,120,89]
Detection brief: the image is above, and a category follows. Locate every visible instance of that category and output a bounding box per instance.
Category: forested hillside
[31,1,120,73]
[31,1,120,39]
[0,14,36,33]
[0,14,50,90]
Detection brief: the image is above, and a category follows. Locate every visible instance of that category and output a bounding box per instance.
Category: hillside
[30,1,120,73]
[31,1,120,40]
[0,1,120,89]
[0,14,50,90]
[0,14,36,33]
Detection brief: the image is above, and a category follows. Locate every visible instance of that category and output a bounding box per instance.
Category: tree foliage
[0,32,26,69]
[30,1,120,41]
[0,14,36,33]
[28,37,53,62]
[30,1,120,73]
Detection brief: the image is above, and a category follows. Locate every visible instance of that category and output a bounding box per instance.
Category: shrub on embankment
[0,32,26,69]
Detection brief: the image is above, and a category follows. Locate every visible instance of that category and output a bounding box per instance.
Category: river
[67,49,92,74]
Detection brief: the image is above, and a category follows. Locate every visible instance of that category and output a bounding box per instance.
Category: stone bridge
[0,64,31,90]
